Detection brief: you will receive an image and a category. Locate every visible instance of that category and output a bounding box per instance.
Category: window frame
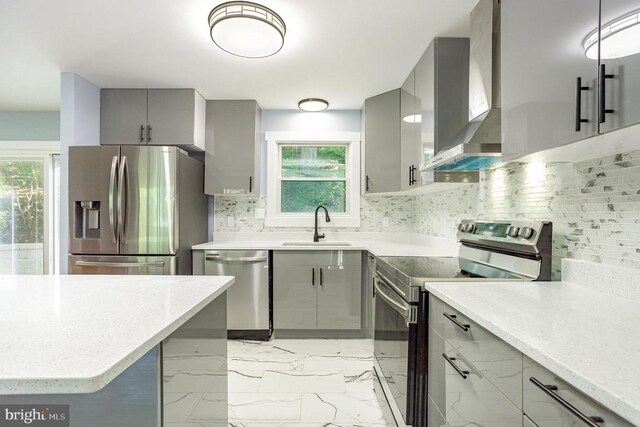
[265,132,361,227]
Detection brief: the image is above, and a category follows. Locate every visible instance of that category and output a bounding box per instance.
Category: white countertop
[425,261,640,424]
[0,274,234,395]
[192,232,460,257]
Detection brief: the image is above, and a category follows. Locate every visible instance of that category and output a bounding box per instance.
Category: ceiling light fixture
[298,98,329,112]
[583,8,640,59]
[402,114,422,123]
[208,1,286,58]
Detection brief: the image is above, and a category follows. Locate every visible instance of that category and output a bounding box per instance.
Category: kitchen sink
[282,241,353,247]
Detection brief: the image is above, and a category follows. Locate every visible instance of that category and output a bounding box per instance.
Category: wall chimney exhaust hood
[425,0,502,171]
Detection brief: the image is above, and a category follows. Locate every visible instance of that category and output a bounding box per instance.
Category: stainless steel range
[373,220,552,427]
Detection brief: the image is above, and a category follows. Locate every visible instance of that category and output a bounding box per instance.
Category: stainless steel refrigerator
[68,145,207,275]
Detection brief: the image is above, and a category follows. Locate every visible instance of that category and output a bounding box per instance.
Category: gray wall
[0,111,60,141]
[59,73,101,273]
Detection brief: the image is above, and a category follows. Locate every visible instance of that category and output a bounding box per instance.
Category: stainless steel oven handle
[75,261,165,268]
[205,255,267,263]
[374,277,415,325]
[375,269,407,299]
[108,156,118,244]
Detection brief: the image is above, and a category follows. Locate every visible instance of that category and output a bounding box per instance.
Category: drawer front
[428,328,522,427]
[523,356,633,427]
[273,250,361,267]
[428,394,450,427]
[429,295,523,408]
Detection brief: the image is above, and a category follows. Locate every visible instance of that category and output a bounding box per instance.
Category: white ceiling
[0,0,476,111]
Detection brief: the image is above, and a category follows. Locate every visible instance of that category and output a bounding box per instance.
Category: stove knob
[507,225,520,238]
[519,226,534,239]
[464,223,475,233]
[458,223,465,231]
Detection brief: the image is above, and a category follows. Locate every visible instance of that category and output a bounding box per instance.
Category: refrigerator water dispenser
[74,201,101,239]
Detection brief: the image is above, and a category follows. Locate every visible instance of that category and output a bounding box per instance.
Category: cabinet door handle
[366,175,370,192]
[140,125,145,143]
[598,64,615,124]
[575,77,590,131]
[442,353,469,379]
[147,125,152,142]
[249,176,253,193]
[311,267,315,287]
[411,165,418,185]
[408,166,413,186]
[320,267,323,286]
[443,312,470,332]
[529,377,604,426]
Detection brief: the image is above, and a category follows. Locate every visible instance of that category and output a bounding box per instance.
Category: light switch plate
[383,217,390,227]
[255,208,266,219]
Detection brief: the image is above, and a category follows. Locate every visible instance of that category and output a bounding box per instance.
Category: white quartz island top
[0,274,234,395]
[425,260,640,424]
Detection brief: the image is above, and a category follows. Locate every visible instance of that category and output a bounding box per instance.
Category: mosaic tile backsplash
[213,148,640,277]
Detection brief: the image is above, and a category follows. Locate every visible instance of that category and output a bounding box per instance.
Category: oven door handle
[374,277,416,325]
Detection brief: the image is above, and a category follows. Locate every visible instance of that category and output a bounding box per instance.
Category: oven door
[374,275,418,425]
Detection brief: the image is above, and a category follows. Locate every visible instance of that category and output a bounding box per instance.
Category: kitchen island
[0,274,234,426]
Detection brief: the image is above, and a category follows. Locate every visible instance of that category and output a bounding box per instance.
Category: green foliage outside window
[280,146,347,213]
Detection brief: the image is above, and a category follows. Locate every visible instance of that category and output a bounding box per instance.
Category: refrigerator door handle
[118,155,128,244]
[108,156,118,244]
[75,260,165,268]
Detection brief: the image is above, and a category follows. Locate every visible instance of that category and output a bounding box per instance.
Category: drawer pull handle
[443,313,470,332]
[442,353,469,379]
[529,377,604,426]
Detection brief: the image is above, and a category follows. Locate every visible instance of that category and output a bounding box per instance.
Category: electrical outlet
[255,208,266,219]
[227,217,235,227]
[383,216,390,227]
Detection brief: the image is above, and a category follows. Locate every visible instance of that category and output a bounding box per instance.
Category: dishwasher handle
[205,254,268,263]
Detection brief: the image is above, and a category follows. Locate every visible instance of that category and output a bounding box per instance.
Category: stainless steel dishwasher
[204,250,271,340]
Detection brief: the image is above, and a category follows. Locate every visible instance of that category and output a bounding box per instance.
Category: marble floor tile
[228,393,303,422]
[229,353,305,372]
[164,392,202,423]
[258,370,346,393]
[227,338,395,426]
[302,354,374,371]
[188,393,228,423]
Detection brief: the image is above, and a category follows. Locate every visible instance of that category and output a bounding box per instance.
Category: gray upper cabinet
[416,38,470,177]
[599,0,640,133]
[363,89,401,193]
[146,90,205,149]
[100,90,148,146]
[400,70,420,191]
[205,100,261,196]
[501,0,600,161]
[100,89,205,151]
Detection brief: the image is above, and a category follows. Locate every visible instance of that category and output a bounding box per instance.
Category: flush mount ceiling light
[583,8,640,59]
[208,1,286,58]
[298,98,329,112]
[403,114,422,123]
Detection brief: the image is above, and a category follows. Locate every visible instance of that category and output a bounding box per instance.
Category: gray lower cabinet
[428,327,522,426]
[205,100,261,195]
[428,295,634,426]
[100,88,205,150]
[273,265,317,329]
[523,355,633,427]
[273,251,361,330]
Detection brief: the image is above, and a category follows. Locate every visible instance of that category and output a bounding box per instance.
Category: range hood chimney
[425,0,502,171]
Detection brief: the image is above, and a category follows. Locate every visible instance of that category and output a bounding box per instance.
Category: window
[266,132,360,227]
[0,149,59,275]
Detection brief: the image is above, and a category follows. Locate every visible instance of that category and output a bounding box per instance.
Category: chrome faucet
[313,205,331,242]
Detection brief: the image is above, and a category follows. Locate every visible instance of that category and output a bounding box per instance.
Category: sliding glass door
[0,154,59,274]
